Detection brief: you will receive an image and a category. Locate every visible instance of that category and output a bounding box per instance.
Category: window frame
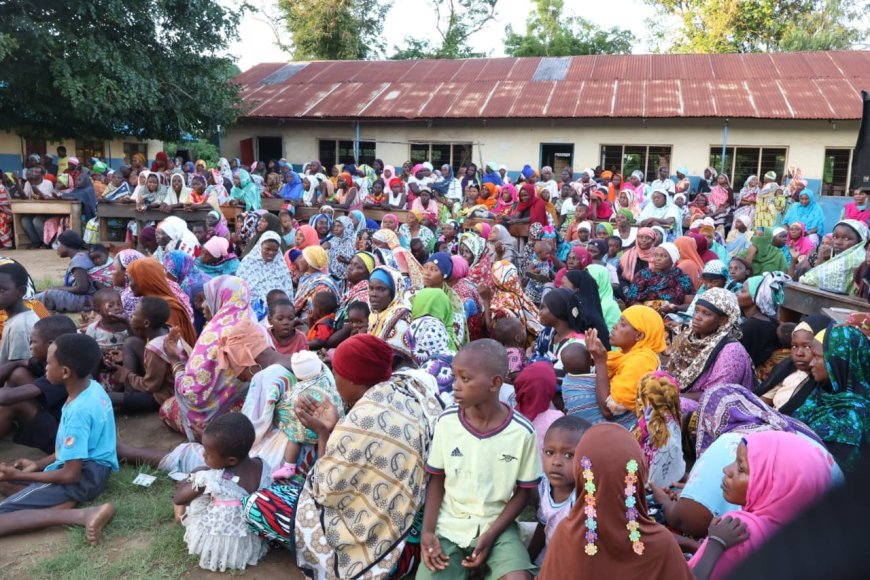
[709,146,788,189]
[821,148,853,197]
[599,144,673,182]
[317,139,377,170]
[122,142,147,166]
[75,139,105,163]
[409,142,474,175]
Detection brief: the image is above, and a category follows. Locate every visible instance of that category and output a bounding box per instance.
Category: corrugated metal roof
[236,52,870,121]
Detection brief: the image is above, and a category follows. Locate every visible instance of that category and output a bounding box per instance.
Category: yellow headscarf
[606,305,666,409]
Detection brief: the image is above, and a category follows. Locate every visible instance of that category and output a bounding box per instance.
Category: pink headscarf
[688,431,834,579]
[474,222,492,239]
[203,236,230,259]
[493,183,518,214]
[450,255,470,280]
[787,222,816,257]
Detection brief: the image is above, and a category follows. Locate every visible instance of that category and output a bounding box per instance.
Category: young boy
[0,262,41,367]
[268,299,308,356]
[260,289,290,329]
[0,316,77,452]
[420,339,542,579]
[528,416,590,565]
[106,297,179,414]
[306,291,338,351]
[0,333,117,544]
[524,241,553,306]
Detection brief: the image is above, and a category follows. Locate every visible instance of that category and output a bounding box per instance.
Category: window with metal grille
[123,143,147,166]
[821,148,852,196]
[709,147,787,189]
[76,139,105,163]
[408,142,474,174]
[599,145,673,180]
[318,139,377,170]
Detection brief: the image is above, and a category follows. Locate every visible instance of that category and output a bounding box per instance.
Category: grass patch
[27,465,194,579]
[32,275,62,293]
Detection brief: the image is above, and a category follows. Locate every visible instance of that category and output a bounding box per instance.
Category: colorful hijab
[162,250,211,302]
[459,232,492,289]
[606,305,667,410]
[411,287,458,351]
[230,168,261,211]
[157,216,200,257]
[373,228,425,290]
[801,220,869,294]
[689,431,833,579]
[786,221,816,257]
[294,224,320,249]
[539,424,693,580]
[619,227,657,282]
[367,266,412,357]
[586,264,621,330]
[513,183,549,226]
[492,183,517,215]
[327,216,356,278]
[242,212,284,256]
[491,259,543,339]
[127,258,196,346]
[236,231,294,318]
[783,189,825,234]
[116,249,145,316]
[514,362,558,422]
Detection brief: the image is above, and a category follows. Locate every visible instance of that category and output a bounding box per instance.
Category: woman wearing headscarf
[688,431,834,579]
[230,168,261,211]
[533,288,598,372]
[127,258,196,346]
[111,249,145,316]
[324,216,355,279]
[492,182,517,218]
[742,227,787,275]
[421,252,468,345]
[156,216,200,257]
[638,189,682,239]
[242,334,442,578]
[665,288,754,414]
[799,219,869,295]
[624,242,695,311]
[235,231,294,320]
[36,230,95,313]
[514,362,563,448]
[618,226,657,285]
[397,210,434,251]
[483,259,543,342]
[488,223,517,265]
[197,236,240,277]
[612,188,642,221]
[293,246,338,323]
[61,172,98,223]
[784,221,816,268]
[737,272,789,370]
[674,236,704,290]
[564,305,666,428]
[242,212,285,257]
[783,188,825,241]
[725,215,754,258]
[734,174,760,226]
[458,232,493,290]
[793,316,870,472]
[509,183,549,227]
[585,264,621,331]
[447,255,484,341]
[408,287,458,358]
[163,250,211,304]
[538,424,693,580]
[334,251,373,331]
[372,228,425,290]
[367,266,412,360]
[292,224,320,251]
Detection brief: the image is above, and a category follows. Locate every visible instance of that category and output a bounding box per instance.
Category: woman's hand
[494,241,505,259]
[477,283,492,302]
[585,328,608,363]
[707,516,749,549]
[295,395,339,437]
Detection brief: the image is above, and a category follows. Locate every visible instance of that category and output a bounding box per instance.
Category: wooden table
[462,218,530,239]
[11,200,82,248]
[96,204,212,244]
[779,282,870,322]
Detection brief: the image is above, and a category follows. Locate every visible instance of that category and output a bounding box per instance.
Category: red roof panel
[236,52,870,120]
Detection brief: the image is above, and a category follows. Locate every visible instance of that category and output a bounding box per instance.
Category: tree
[778,0,860,51]
[645,0,861,53]
[390,0,499,59]
[278,0,392,60]
[0,0,244,141]
[505,0,634,57]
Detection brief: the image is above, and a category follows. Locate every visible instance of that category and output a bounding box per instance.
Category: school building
[0,134,164,173]
[227,51,870,227]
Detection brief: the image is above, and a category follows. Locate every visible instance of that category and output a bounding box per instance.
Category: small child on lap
[306,291,338,351]
[419,339,542,580]
[267,299,308,356]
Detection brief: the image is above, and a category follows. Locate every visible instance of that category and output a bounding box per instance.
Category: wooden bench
[96,204,212,244]
[462,218,530,239]
[11,200,82,248]
[779,282,870,323]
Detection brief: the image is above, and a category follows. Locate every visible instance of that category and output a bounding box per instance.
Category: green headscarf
[585,264,621,331]
[595,222,614,237]
[230,169,262,211]
[411,288,458,350]
[745,228,786,275]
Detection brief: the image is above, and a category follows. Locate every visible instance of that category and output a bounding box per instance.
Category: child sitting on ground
[106,297,181,414]
[306,291,338,350]
[267,299,308,356]
[0,262,41,367]
[174,412,271,572]
[259,289,290,329]
[0,316,77,452]
[84,288,130,392]
[271,351,343,480]
[0,333,118,544]
[527,416,590,565]
[419,339,542,579]
[87,244,114,289]
[632,371,685,488]
[524,241,553,306]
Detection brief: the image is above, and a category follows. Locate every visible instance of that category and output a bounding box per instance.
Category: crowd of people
[0,151,868,578]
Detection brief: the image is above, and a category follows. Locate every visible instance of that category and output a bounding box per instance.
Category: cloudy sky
[227,0,657,71]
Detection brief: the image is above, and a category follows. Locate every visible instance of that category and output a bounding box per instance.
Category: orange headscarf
[674,236,704,290]
[479,183,499,210]
[127,258,197,346]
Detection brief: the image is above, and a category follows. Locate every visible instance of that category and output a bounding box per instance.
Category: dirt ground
[4,248,70,286]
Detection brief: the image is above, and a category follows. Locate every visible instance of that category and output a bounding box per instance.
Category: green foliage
[390,0,498,59]
[645,0,861,53]
[164,139,221,166]
[280,0,392,60]
[505,0,634,57]
[0,0,244,142]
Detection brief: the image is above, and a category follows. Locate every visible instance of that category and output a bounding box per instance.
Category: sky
[227,0,657,71]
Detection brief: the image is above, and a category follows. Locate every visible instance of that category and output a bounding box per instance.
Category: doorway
[540,143,574,174]
[257,137,283,164]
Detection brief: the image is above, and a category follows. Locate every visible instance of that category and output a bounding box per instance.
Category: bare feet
[83,503,115,544]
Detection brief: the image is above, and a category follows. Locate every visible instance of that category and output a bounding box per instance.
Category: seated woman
[785,221,816,270]
[798,219,869,295]
[156,216,200,257]
[367,266,413,361]
[665,288,754,414]
[674,236,705,290]
[633,372,685,489]
[163,250,211,331]
[397,210,434,252]
[538,424,693,580]
[688,431,836,580]
[624,243,695,312]
[617,226,656,287]
[243,334,443,578]
[757,316,829,412]
[196,236,240,277]
[793,315,870,472]
[737,272,789,372]
[479,259,543,344]
[36,230,95,313]
[742,227,787,275]
[236,231,294,321]
[564,305,666,429]
[447,255,484,341]
[329,251,373,344]
[420,253,467,345]
[229,169,262,211]
[841,186,870,224]
[533,288,599,372]
[292,246,338,324]
[638,189,681,240]
[324,216,355,279]
[407,288,458,398]
[458,232,493,290]
[372,228,425,290]
[127,258,197,346]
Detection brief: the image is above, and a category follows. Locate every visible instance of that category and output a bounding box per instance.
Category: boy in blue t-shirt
[0,333,118,544]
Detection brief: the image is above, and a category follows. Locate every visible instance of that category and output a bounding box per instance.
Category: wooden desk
[462,218,530,239]
[362,208,411,223]
[11,200,82,248]
[779,282,870,322]
[96,204,211,244]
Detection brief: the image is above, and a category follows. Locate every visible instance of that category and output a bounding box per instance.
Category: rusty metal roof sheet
[236,52,870,121]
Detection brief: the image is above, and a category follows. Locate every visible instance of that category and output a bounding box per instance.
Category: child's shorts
[415,524,536,580]
[0,461,111,513]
